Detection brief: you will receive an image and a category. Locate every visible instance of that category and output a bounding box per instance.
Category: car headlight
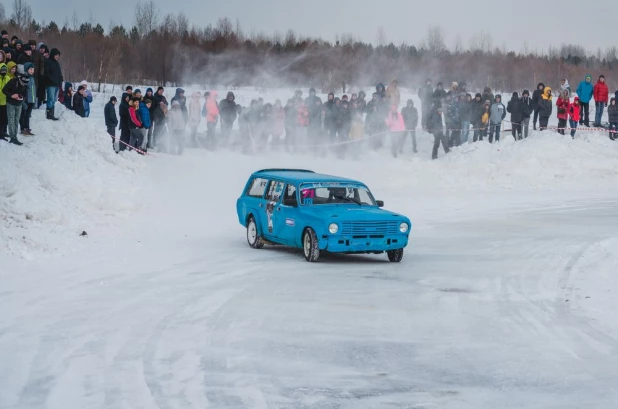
[399,222,409,233]
[329,223,339,234]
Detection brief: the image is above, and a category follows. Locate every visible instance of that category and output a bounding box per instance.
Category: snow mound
[0,105,147,260]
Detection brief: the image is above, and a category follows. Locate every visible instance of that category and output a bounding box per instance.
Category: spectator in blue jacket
[79,80,93,117]
[139,99,152,150]
[575,74,593,127]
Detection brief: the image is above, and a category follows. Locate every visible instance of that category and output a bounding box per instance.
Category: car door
[261,180,285,242]
[273,183,299,245]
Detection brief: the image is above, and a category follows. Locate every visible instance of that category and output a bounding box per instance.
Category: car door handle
[259,203,263,208]
[277,207,281,211]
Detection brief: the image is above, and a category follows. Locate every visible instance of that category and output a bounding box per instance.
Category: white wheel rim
[248,221,257,243]
[304,233,311,256]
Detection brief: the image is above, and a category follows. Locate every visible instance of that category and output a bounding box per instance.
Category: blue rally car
[236,169,412,262]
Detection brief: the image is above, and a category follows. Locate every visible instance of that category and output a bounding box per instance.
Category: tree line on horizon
[3,0,618,93]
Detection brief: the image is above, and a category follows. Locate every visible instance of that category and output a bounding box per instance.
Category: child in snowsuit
[569,97,580,139]
[72,85,86,117]
[555,89,570,135]
[608,98,618,141]
[168,100,186,154]
[489,95,506,143]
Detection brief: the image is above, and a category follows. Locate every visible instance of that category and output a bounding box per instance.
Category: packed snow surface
[1,87,618,408]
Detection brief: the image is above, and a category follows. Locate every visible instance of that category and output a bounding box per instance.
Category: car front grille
[341,221,399,235]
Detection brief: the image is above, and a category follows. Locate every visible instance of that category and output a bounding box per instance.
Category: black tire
[387,249,403,262]
[302,228,320,262]
[246,216,263,249]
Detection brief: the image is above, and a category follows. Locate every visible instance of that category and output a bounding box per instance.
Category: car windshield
[299,183,376,206]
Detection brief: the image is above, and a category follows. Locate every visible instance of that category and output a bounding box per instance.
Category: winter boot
[0,134,7,141]
[9,137,23,146]
[533,122,537,131]
[50,107,59,121]
[23,129,34,136]
[46,109,51,119]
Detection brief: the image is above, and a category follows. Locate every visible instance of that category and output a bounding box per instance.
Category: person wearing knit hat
[1,30,8,38]
[19,62,36,136]
[44,48,62,120]
[79,80,93,117]
[105,96,119,150]
[29,42,45,107]
[2,71,29,145]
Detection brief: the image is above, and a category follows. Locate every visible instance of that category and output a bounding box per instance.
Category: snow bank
[0,105,146,260]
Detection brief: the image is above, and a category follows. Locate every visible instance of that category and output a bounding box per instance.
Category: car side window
[283,184,297,207]
[265,181,285,202]
[247,178,268,198]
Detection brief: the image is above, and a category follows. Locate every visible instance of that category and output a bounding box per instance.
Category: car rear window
[247,178,268,197]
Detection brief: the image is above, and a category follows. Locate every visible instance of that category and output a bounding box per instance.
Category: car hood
[302,205,410,223]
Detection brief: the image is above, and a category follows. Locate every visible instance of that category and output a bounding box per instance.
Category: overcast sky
[27,0,618,52]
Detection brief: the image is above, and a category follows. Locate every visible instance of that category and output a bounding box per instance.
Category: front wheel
[387,249,403,262]
[247,217,263,249]
[303,228,320,262]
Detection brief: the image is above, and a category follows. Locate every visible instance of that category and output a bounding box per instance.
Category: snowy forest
[4,0,618,91]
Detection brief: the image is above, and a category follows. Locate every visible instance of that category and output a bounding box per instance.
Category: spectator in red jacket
[593,75,609,127]
[569,97,580,138]
[556,89,570,135]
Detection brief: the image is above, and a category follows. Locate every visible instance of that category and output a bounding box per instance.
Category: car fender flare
[300,226,327,250]
[246,211,263,235]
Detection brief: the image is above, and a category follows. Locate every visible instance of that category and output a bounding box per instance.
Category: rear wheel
[246,216,263,249]
[303,228,320,262]
[387,249,403,262]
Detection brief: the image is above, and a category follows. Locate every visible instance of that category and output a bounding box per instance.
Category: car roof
[253,169,362,184]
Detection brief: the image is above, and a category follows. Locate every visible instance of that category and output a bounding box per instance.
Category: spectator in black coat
[44,48,62,120]
[507,92,525,140]
[531,83,544,130]
[73,85,86,117]
[118,92,131,151]
[105,96,118,144]
[219,91,237,140]
[521,90,533,138]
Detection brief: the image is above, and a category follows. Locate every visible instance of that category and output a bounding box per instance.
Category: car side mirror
[376,200,384,208]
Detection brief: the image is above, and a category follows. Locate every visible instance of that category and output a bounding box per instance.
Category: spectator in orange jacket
[205,91,219,150]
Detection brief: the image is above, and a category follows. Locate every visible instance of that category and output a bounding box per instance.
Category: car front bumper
[321,234,409,253]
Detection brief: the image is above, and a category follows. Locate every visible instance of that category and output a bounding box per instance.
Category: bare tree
[376,26,387,47]
[469,32,493,54]
[134,0,160,37]
[11,0,32,29]
[0,3,6,22]
[453,36,463,54]
[423,25,445,54]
